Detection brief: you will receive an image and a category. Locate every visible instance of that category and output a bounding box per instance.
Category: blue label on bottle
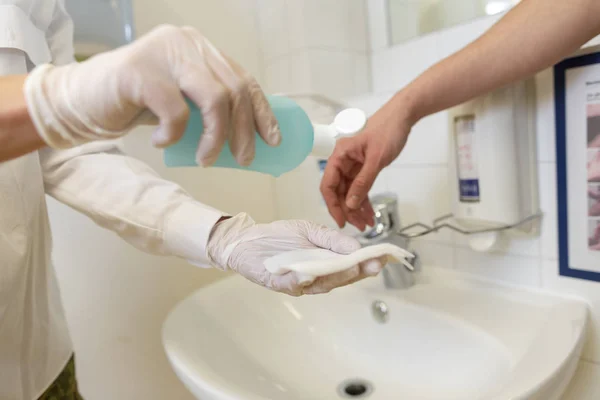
[459,179,480,202]
[318,160,327,205]
[318,160,327,172]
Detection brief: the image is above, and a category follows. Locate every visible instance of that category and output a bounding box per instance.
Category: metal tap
[357,193,420,289]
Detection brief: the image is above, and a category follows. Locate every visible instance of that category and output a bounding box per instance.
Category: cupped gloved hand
[206,213,384,296]
[24,25,280,166]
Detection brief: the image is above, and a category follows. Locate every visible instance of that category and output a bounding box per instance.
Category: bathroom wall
[264,1,600,396]
[47,1,274,399]
[256,0,371,225]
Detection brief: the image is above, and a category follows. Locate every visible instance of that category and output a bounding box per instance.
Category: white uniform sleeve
[39,142,224,267]
[39,1,224,267]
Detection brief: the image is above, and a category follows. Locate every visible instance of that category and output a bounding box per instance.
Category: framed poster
[555,45,600,282]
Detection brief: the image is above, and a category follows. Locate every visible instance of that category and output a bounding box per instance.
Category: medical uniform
[0,2,223,398]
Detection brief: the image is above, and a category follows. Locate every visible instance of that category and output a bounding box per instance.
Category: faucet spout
[357,192,420,290]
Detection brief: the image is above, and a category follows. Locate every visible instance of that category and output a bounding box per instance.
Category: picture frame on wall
[555,45,600,282]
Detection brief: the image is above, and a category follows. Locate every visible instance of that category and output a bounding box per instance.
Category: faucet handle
[370,192,398,210]
[371,192,400,232]
[359,192,401,243]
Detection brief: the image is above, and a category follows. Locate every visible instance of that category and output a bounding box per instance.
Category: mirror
[388,0,520,45]
[65,0,135,60]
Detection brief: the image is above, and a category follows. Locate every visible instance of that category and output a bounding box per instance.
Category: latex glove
[320,98,413,230]
[206,213,384,296]
[25,25,280,166]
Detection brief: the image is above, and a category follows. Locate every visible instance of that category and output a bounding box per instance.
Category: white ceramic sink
[163,268,587,400]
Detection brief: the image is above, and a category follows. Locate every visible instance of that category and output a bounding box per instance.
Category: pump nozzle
[311,108,367,158]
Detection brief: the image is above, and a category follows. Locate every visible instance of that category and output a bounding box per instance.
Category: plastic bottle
[164,95,366,177]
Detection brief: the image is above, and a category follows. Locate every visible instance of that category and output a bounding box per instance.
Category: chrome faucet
[356,193,420,289]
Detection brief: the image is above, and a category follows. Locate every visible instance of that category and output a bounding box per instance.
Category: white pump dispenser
[448,79,540,252]
[310,108,368,158]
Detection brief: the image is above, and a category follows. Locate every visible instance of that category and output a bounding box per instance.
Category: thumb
[306,225,361,255]
[345,157,381,210]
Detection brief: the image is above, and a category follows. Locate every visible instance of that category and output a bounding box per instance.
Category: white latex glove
[207,213,384,296]
[25,25,281,166]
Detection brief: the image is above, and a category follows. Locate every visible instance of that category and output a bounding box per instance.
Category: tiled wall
[258,1,600,393]
[259,0,370,100]
[257,0,372,221]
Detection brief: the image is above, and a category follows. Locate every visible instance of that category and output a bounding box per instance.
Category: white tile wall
[287,0,368,52]
[257,0,289,60]
[344,92,396,116]
[387,0,420,45]
[371,33,438,92]
[536,69,557,163]
[539,162,559,260]
[264,57,292,94]
[258,0,370,98]
[411,240,455,269]
[436,15,501,59]
[385,165,453,244]
[393,112,449,166]
[366,0,390,52]
[303,50,370,99]
[455,249,541,287]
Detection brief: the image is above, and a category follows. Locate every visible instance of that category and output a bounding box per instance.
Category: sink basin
[163,268,587,400]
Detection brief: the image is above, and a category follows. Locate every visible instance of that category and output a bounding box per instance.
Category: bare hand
[320,98,414,230]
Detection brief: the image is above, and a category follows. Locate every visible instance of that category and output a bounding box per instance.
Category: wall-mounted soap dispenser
[447,79,540,251]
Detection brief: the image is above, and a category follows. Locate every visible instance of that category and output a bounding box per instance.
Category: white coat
[0,2,223,398]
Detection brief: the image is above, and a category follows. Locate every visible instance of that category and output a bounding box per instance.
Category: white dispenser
[447,80,540,251]
[311,108,368,158]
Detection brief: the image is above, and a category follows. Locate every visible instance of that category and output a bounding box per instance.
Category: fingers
[321,137,378,230]
[337,178,373,231]
[209,52,258,166]
[248,79,281,147]
[141,81,190,147]
[302,256,385,295]
[345,152,382,210]
[302,265,361,295]
[183,28,277,166]
[360,199,376,227]
[269,272,313,297]
[228,87,256,166]
[320,161,347,228]
[240,261,312,297]
[306,225,361,254]
[361,257,385,277]
[179,63,231,166]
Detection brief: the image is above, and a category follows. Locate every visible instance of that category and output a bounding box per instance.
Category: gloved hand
[206,213,384,296]
[24,25,280,166]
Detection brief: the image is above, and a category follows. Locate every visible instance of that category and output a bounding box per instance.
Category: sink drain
[371,300,389,323]
[337,379,374,398]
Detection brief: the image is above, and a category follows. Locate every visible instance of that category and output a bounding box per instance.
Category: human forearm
[0,74,45,161]
[321,0,600,227]
[396,0,600,124]
[40,142,225,266]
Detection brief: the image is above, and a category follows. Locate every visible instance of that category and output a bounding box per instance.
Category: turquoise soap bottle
[164,95,367,177]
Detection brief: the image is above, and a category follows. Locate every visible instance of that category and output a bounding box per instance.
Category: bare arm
[400,0,600,123]
[323,0,600,229]
[0,75,45,161]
